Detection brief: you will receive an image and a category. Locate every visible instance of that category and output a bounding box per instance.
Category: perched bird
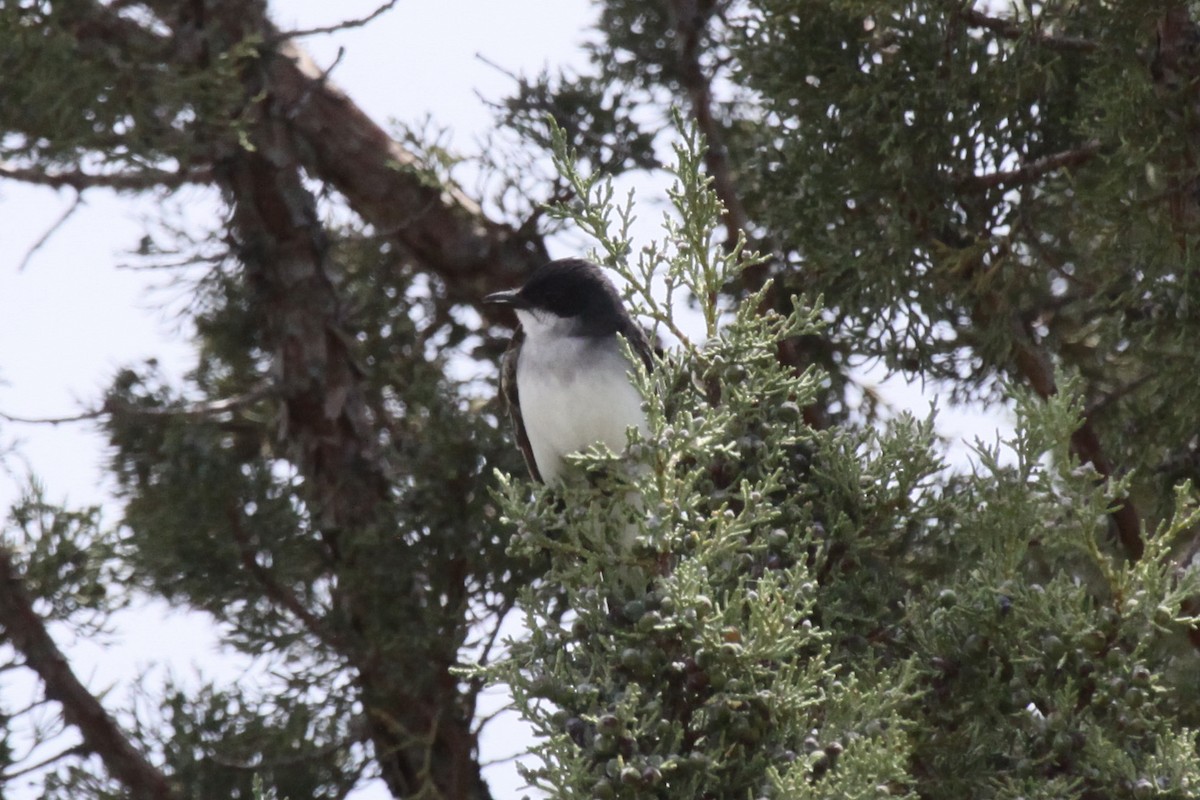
[485,258,653,483]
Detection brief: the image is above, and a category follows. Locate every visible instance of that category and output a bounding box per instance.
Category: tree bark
[206,14,491,797]
[0,551,177,800]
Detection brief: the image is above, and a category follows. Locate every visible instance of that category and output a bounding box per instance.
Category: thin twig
[1,744,87,782]
[271,0,400,42]
[18,195,84,272]
[0,384,273,427]
[0,408,105,426]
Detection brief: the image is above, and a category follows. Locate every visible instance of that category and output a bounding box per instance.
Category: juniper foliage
[486,125,1200,800]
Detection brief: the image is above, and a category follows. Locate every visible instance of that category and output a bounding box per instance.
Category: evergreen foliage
[0,1,1199,799]
[484,119,1200,800]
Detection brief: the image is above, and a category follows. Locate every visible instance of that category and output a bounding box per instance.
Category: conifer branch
[960,8,1099,53]
[72,0,548,306]
[0,550,177,800]
[1009,328,1144,561]
[667,0,751,251]
[957,140,1103,191]
[226,507,342,651]
[0,163,213,192]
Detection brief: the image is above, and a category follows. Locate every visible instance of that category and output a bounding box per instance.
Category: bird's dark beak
[483,289,526,308]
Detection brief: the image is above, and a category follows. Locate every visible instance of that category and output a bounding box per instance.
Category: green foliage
[485,123,1200,799]
[4,1,1200,798]
[96,224,530,795]
[154,679,361,800]
[0,2,249,172]
[730,0,1200,513]
[6,482,120,628]
[486,128,915,799]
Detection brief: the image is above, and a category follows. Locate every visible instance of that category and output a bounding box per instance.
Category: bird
[485,258,653,483]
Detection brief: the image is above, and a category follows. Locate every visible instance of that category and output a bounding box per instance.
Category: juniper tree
[1,1,1200,799]
[486,108,1200,800]
[483,2,1200,798]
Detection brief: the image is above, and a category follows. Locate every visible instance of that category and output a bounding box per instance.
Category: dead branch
[17,194,84,273]
[271,0,401,42]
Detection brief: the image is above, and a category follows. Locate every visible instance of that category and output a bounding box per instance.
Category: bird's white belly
[517,337,647,483]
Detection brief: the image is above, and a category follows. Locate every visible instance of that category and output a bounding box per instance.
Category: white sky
[0,1,1014,797]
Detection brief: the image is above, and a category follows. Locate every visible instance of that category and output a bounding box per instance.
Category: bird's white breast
[515,311,647,483]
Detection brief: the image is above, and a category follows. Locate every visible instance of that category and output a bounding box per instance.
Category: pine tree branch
[0,550,177,800]
[960,8,1099,53]
[67,0,548,305]
[263,37,548,299]
[192,14,490,793]
[49,4,505,797]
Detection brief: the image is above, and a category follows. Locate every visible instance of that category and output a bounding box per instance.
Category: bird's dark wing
[619,320,656,373]
[500,327,543,483]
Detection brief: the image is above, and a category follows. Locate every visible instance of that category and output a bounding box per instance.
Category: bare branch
[271,0,401,42]
[960,8,1099,53]
[1,743,88,782]
[0,408,106,427]
[18,194,85,273]
[0,163,213,192]
[0,384,273,427]
[0,549,177,800]
[957,140,1103,192]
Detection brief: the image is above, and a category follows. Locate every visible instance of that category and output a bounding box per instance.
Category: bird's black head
[485,259,630,335]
